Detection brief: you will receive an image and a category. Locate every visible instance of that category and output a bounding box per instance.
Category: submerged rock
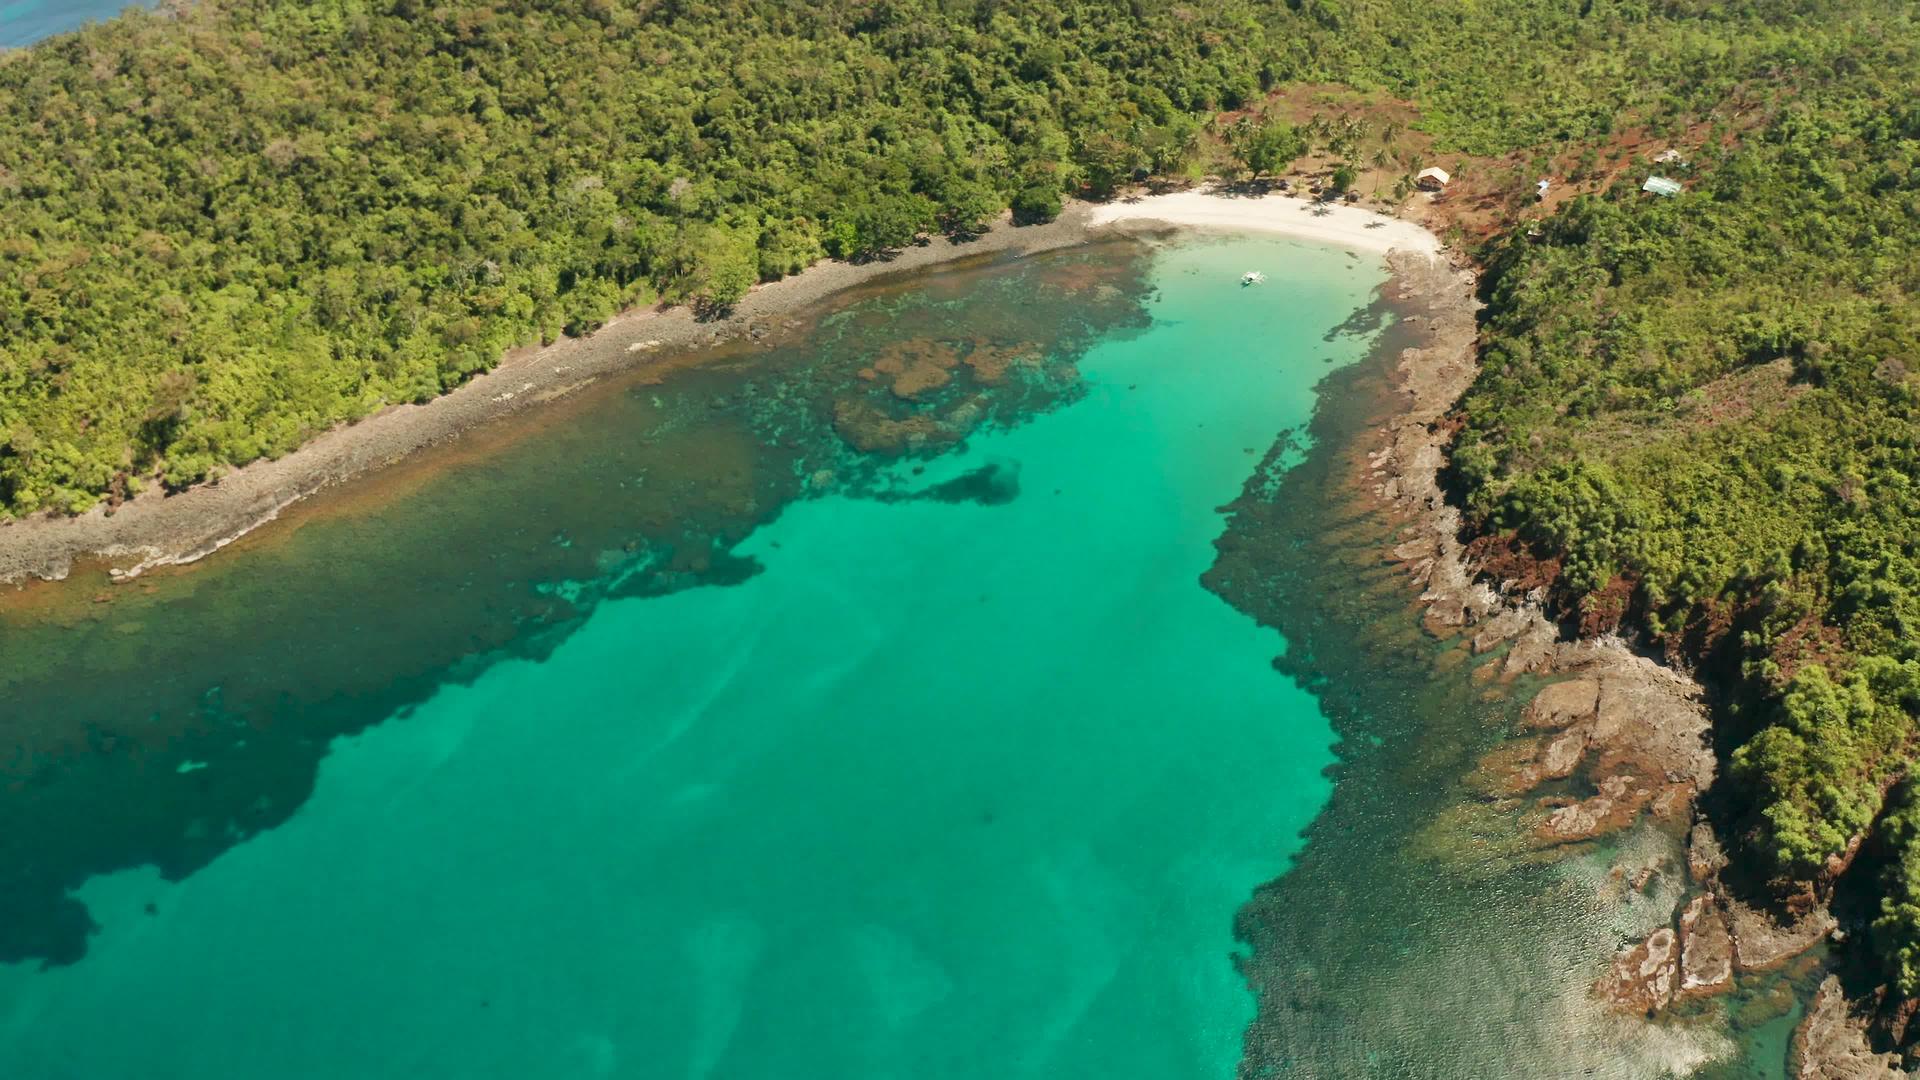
[1538,774,1651,843]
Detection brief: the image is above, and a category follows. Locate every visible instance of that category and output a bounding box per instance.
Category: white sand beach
[1088,187,1443,258]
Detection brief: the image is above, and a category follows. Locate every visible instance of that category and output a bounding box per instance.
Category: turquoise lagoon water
[0,0,152,47]
[0,237,1391,1077]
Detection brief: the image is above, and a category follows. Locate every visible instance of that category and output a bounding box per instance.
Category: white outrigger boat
[1241,270,1266,286]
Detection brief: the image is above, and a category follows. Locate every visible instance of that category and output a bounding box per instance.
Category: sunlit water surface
[0,236,1391,1077]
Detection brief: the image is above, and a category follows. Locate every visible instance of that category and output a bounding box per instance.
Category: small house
[1535,178,1551,200]
[1653,149,1686,165]
[1642,176,1683,197]
[1416,167,1451,191]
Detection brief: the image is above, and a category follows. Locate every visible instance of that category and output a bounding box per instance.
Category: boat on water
[1241,270,1266,286]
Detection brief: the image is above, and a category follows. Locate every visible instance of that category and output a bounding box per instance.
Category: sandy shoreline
[0,187,1445,586]
[1089,188,1442,257]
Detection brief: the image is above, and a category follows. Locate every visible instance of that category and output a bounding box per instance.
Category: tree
[1231,117,1307,179]
[0,0,1284,516]
[934,177,1003,238]
[683,227,759,317]
[826,194,937,260]
[1011,180,1063,224]
[1076,131,1144,198]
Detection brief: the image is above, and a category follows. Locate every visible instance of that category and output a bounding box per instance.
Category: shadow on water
[0,241,1154,967]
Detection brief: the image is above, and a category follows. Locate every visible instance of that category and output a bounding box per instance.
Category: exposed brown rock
[1627,861,1663,893]
[1391,534,1438,564]
[1461,530,1563,594]
[1687,822,1729,885]
[1647,781,1693,824]
[1422,593,1468,633]
[1535,728,1589,780]
[1499,621,1560,678]
[1676,895,1734,1000]
[1598,927,1678,1014]
[1469,608,1530,653]
[1726,898,1836,973]
[1590,674,1715,790]
[1792,976,1905,1079]
[1523,677,1600,730]
[1875,994,1920,1051]
[1827,830,1871,883]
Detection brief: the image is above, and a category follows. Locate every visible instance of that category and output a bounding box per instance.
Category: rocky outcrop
[1688,822,1729,885]
[1594,894,1737,1018]
[1482,666,1709,846]
[1676,895,1734,1000]
[1524,677,1600,730]
[1366,254,1748,1032]
[1535,726,1590,780]
[1587,673,1716,791]
[1726,898,1836,973]
[1792,977,1905,1079]
[1599,927,1679,1014]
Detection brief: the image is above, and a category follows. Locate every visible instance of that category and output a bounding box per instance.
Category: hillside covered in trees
[7,0,1920,1013]
[0,0,1834,515]
[1441,2,1920,995]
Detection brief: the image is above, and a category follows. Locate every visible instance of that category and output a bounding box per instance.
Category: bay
[0,235,1386,1077]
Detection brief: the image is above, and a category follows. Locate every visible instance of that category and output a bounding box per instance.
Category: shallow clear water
[0,237,1389,1076]
[0,0,152,47]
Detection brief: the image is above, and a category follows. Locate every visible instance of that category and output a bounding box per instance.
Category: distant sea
[0,0,154,48]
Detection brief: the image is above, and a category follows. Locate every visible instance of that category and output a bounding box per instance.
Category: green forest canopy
[7,0,1920,992]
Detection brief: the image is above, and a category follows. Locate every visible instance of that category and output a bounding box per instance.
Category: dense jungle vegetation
[5,0,1920,996]
[1443,1,1920,991]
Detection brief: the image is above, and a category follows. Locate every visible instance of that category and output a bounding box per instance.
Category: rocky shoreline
[1367,252,1902,1075]
[0,207,1104,587]
[3,183,1890,1070]
[0,184,1444,591]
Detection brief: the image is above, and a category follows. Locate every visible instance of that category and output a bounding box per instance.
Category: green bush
[1011,181,1064,225]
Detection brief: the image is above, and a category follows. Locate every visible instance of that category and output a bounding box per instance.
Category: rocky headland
[1367,252,1902,1075]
